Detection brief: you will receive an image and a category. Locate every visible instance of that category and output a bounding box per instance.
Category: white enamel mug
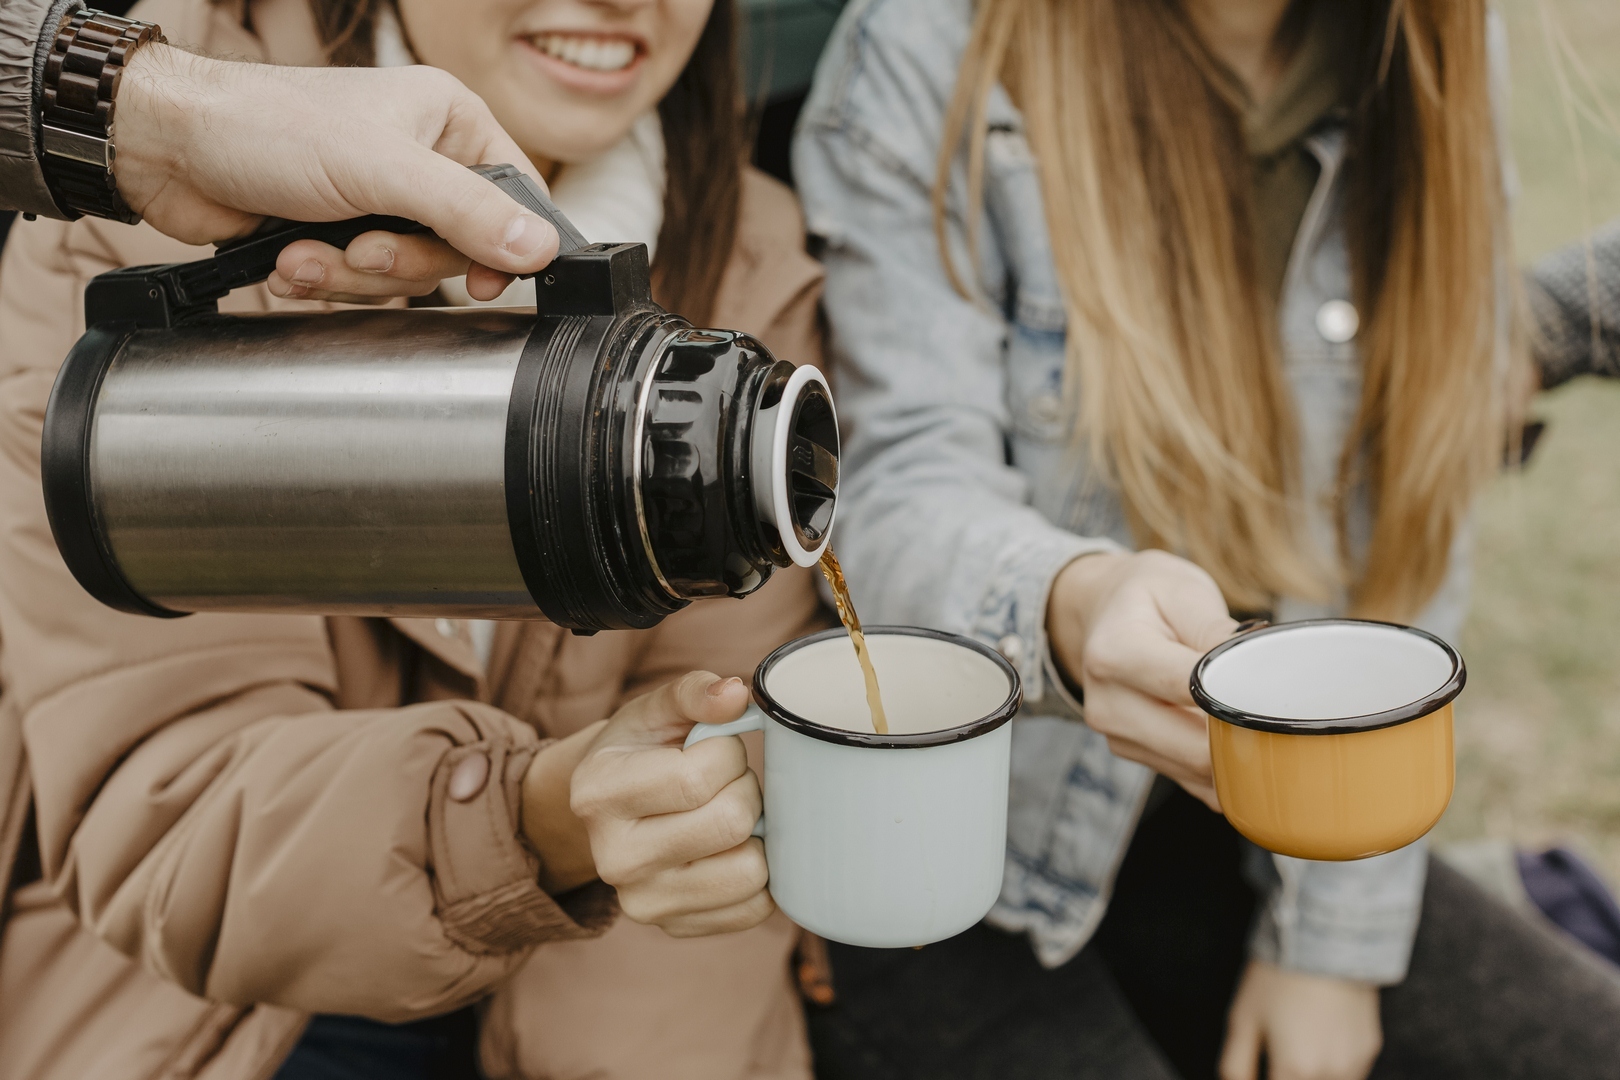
[685,626,1021,948]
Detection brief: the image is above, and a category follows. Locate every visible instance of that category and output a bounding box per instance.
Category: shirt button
[997,634,1025,666]
[435,618,458,639]
[1027,392,1064,425]
[1315,299,1360,344]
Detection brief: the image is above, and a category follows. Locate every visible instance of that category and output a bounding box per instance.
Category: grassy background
[1429,0,1620,880]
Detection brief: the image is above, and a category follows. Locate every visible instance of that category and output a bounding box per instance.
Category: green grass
[1429,0,1620,882]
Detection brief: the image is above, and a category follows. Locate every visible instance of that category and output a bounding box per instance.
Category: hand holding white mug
[568,672,773,938]
[1046,549,1237,809]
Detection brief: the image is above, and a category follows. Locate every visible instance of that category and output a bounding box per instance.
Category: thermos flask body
[46,243,841,632]
[85,309,541,618]
[44,169,841,632]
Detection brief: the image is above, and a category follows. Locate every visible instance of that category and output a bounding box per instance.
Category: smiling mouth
[527,32,640,73]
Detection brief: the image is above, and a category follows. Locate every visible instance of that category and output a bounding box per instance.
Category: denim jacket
[793,0,1507,982]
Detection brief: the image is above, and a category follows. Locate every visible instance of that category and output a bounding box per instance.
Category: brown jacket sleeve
[0,213,611,1021]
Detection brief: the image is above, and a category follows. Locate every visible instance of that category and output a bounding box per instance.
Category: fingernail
[355,247,394,273]
[448,752,491,802]
[708,676,745,698]
[291,259,324,285]
[501,213,551,259]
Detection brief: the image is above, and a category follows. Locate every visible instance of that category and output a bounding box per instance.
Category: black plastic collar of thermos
[506,242,813,632]
[504,243,676,631]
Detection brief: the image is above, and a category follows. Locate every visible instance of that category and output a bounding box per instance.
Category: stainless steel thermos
[41,166,839,632]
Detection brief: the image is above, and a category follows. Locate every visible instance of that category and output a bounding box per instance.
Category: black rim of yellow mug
[1189,617,1466,736]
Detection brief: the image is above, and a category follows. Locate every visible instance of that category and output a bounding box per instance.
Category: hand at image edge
[1047,549,1237,810]
[1219,960,1383,1080]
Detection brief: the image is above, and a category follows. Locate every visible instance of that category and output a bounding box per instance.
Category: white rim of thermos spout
[767,364,836,568]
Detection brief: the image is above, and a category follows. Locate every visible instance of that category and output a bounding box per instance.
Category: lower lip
[517,38,644,94]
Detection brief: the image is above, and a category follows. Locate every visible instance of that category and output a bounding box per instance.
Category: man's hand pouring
[113,44,559,303]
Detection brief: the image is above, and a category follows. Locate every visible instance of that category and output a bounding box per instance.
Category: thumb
[345,142,560,278]
[675,672,753,733]
[403,152,563,278]
[1218,1007,1263,1080]
[605,672,751,748]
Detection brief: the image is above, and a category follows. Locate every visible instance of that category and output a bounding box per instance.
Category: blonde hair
[938,0,1516,619]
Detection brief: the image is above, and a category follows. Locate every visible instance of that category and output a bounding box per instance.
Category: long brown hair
[306,0,743,325]
[939,0,1515,619]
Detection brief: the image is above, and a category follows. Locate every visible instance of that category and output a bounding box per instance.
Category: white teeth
[531,33,636,72]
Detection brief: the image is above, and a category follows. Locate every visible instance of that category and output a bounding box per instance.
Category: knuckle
[444,181,494,227]
[1101,735,1136,761]
[675,758,722,811]
[1136,549,1192,581]
[614,888,663,925]
[568,780,605,821]
[412,66,462,97]
[661,920,707,939]
[1082,703,1124,738]
[739,887,776,925]
[1135,548,1175,569]
[740,847,770,892]
[712,794,760,849]
[588,843,638,887]
[1079,640,1126,685]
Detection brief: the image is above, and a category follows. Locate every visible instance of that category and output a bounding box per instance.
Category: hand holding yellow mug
[1190,619,1464,861]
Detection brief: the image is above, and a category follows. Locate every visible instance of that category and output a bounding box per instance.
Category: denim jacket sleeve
[1247,845,1428,984]
[792,0,1118,711]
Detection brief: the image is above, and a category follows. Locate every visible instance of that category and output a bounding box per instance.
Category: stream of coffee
[818,547,890,735]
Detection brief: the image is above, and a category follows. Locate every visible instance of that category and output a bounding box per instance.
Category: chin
[513,117,640,166]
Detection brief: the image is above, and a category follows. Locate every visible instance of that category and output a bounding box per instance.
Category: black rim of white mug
[751,625,1023,749]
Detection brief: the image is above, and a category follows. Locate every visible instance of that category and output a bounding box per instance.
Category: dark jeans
[272,1007,480,1080]
[808,787,1620,1080]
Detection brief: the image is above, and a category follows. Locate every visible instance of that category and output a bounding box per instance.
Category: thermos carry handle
[83,164,589,329]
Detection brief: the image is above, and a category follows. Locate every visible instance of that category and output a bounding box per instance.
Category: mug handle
[683,705,768,838]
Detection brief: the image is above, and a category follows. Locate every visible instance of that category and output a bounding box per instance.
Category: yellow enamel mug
[1189,619,1464,862]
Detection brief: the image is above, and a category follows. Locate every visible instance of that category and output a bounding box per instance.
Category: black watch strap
[39,9,165,224]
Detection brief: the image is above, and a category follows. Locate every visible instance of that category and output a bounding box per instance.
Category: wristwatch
[38,9,165,224]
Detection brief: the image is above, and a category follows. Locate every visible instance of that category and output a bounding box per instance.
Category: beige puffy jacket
[0,2,829,1077]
